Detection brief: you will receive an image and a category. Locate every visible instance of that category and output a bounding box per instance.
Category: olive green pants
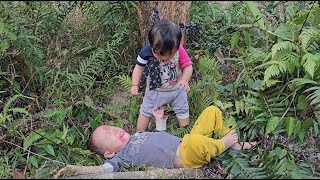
[180,106,231,168]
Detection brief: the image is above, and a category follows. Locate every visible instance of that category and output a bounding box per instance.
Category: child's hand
[178,79,190,93]
[131,85,139,96]
[152,106,164,120]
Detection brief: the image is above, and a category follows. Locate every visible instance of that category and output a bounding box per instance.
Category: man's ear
[103,151,115,158]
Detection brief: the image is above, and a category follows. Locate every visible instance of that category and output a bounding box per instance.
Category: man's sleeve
[101,162,114,173]
[178,44,193,68]
[105,155,124,172]
[136,43,153,66]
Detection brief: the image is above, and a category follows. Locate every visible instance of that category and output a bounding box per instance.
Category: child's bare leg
[231,141,257,150]
[178,117,190,127]
[136,113,151,132]
[221,129,238,150]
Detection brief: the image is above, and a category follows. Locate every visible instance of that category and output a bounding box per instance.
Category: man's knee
[206,106,220,112]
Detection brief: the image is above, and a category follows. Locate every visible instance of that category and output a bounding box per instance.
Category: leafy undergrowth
[1,1,320,179]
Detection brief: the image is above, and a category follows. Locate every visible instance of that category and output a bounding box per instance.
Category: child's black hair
[148,19,182,56]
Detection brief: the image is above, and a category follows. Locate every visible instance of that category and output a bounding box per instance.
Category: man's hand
[177,79,190,93]
[53,165,81,179]
[152,106,164,120]
[53,165,104,179]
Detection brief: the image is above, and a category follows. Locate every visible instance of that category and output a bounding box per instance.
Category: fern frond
[291,78,318,88]
[301,53,320,78]
[271,41,298,59]
[198,56,220,78]
[115,74,132,92]
[262,51,299,82]
[299,27,320,52]
[305,87,320,106]
[220,150,269,179]
[77,48,105,76]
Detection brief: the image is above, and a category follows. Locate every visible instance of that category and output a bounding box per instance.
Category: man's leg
[190,106,230,137]
[180,130,238,168]
[231,141,257,150]
[190,106,257,149]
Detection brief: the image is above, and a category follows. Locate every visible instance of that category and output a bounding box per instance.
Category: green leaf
[266,116,280,135]
[0,21,4,35]
[117,118,124,128]
[285,117,296,138]
[274,23,297,40]
[29,155,39,168]
[231,31,240,49]
[61,123,68,140]
[248,79,262,90]
[243,30,251,47]
[274,147,287,159]
[296,95,309,110]
[0,40,9,52]
[294,120,301,138]
[23,129,46,151]
[7,32,17,41]
[243,1,266,30]
[8,108,29,115]
[44,145,55,157]
[286,5,294,17]
[298,118,313,141]
[3,95,23,114]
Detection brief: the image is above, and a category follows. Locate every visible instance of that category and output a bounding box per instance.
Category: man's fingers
[53,169,65,179]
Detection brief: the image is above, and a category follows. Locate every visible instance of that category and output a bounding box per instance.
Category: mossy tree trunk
[136,1,192,46]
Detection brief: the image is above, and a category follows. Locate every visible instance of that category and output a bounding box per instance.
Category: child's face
[94,125,130,153]
[152,49,176,62]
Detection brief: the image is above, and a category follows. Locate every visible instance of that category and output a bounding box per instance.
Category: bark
[136,1,192,46]
[65,168,205,179]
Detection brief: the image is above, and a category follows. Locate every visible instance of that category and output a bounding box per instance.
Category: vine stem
[2,140,67,165]
[298,1,316,36]
[280,89,297,122]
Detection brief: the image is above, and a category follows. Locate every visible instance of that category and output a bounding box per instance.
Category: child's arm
[178,65,193,93]
[177,44,193,93]
[131,64,144,96]
[53,165,105,179]
[180,65,193,82]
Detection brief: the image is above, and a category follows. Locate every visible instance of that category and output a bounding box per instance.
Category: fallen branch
[65,168,205,179]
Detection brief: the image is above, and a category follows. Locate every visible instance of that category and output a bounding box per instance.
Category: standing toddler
[131,19,193,132]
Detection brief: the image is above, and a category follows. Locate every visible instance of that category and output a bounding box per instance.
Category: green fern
[76,48,105,88]
[291,78,320,109]
[301,53,320,78]
[271,41,298,59]
[198,56,222,80]
[299,27,320,52]
[115,74,132,92]
[219,150,269,179]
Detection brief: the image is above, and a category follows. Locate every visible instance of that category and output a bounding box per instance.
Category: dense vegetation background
[0,1,319,179]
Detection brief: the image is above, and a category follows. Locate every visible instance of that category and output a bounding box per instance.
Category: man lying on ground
[53,106,256,179]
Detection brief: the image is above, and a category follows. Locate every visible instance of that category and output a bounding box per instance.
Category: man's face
[96,125,130,153]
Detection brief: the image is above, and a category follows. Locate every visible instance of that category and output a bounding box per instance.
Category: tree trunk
[136,1,192,46]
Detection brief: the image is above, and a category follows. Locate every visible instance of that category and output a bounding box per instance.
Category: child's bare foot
[231,141,257,150]
[221,129,238,150]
